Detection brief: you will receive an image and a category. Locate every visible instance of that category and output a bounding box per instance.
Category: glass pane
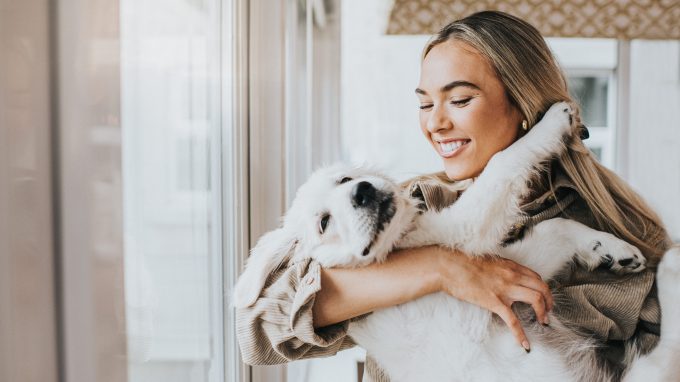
[589,146,603,162]
[120,0,223,381]
[567,76,609,127]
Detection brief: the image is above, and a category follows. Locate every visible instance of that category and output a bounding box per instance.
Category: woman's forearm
[311,244,553,352]
[312,245,444,328]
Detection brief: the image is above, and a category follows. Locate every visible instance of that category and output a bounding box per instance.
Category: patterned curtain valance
[387,0,680,40]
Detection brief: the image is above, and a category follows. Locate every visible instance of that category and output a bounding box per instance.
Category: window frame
[224,0,250,382]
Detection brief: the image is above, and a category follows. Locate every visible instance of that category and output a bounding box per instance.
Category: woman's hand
[434,247,553,352]
[313,245,552,353]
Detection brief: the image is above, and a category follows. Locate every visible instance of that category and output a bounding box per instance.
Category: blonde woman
[236,11,671,381]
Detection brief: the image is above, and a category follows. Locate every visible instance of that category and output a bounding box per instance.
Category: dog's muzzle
[354,182,396,257]
[351,181,376,208]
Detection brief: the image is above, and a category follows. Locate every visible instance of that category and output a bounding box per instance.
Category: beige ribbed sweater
[236,168,662,381]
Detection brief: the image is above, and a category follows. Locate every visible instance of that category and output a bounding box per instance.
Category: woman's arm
[313,245,553,351]
[313,246,441,327]
[236,258,356,365]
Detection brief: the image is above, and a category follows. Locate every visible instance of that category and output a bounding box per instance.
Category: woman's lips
[436,139,471,158]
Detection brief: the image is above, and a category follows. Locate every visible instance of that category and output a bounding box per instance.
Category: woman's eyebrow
[415,80,481,95]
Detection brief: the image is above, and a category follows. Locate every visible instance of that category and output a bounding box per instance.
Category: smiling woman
[5,0,677,381]
[235,5,679,382]
[415,40,522,180]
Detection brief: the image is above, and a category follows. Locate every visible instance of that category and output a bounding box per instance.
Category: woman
[236,11,671,381]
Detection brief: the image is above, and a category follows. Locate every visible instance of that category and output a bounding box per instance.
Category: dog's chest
[348,293,498,380]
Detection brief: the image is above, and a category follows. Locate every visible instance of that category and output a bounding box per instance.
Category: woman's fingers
[506,259,540,277]
[437,252,555,352]
[495,305,531,352]
[503,260,554,312]
[509,286,549,325]
[517,274,554,313]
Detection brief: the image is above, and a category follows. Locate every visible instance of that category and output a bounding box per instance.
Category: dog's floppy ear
[233,227,297,308]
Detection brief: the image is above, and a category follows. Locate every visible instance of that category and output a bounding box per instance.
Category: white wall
[628,41,680,241]
[340,0,436,182]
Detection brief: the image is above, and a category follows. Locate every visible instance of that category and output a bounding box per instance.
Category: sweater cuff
[290,260,350,346]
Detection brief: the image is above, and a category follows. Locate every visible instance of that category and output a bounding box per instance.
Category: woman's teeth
[439,140,469,154]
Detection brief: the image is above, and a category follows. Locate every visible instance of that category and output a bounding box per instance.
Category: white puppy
[234,102,680,381]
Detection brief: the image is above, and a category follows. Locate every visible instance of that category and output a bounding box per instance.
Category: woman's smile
[435,138,471,158]
[417,40,522,180]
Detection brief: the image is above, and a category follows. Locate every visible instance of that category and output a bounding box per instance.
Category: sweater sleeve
[552,194,661,355]
[235,257,356,365]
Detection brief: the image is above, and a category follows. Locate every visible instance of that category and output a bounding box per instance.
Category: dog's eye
[339,176,352,184]
[319,214,331,234]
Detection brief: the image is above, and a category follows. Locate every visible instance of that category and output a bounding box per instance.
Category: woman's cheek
[448,108,476,136]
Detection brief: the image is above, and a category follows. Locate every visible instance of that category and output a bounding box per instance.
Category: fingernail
[522,341,531,353]
[544,316,550,325]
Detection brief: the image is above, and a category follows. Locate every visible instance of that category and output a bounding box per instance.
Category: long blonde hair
[423,11,671,264]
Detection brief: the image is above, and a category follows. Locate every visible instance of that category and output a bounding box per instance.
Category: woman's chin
[443,163,479,181]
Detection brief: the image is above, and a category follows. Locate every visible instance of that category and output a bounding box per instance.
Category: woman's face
[417,40,523,180]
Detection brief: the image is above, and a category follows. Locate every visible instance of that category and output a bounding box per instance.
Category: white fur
[234,102,679,381]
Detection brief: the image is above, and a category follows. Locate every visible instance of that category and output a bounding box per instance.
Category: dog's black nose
[352,181,376,207]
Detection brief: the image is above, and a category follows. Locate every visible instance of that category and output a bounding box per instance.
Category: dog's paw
[581,234,646,274]
[536,101,573,138]
[513,101,573,161]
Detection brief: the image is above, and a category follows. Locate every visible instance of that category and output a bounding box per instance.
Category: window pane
[567,76,609,127]
[589,146,603,162]
[120,0,223,380]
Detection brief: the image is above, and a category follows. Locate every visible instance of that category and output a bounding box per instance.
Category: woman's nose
[426,105,453,133]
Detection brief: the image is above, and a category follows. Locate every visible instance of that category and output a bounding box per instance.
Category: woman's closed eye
[419,98,472,110]
[450,98,472,107]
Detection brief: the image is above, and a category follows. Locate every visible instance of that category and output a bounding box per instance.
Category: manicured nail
[522,341,531,353]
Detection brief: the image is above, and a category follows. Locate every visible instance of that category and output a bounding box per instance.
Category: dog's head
[233,164,417,308]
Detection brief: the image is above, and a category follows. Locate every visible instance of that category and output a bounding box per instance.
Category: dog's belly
[348,293,576,382]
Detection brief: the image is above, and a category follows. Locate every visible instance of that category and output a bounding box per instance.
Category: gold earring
[521,120,528,131]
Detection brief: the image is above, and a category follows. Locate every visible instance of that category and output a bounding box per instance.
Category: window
[568,76,609,127]
[565,71,616,166]
[547,38,618,169]
[52,0,246,380]
[120,0,224,379]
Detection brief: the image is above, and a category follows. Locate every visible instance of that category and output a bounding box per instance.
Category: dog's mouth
[362,194,396,256]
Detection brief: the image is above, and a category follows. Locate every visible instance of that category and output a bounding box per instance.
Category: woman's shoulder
[519,162,592,221]
[397,164,581,217]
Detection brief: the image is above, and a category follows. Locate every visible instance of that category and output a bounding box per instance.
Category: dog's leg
[399,102,573,254]
[501,218,646,280]
[622,246,680,382]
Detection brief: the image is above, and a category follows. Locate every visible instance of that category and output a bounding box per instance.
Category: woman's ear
[232,227,297,308]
